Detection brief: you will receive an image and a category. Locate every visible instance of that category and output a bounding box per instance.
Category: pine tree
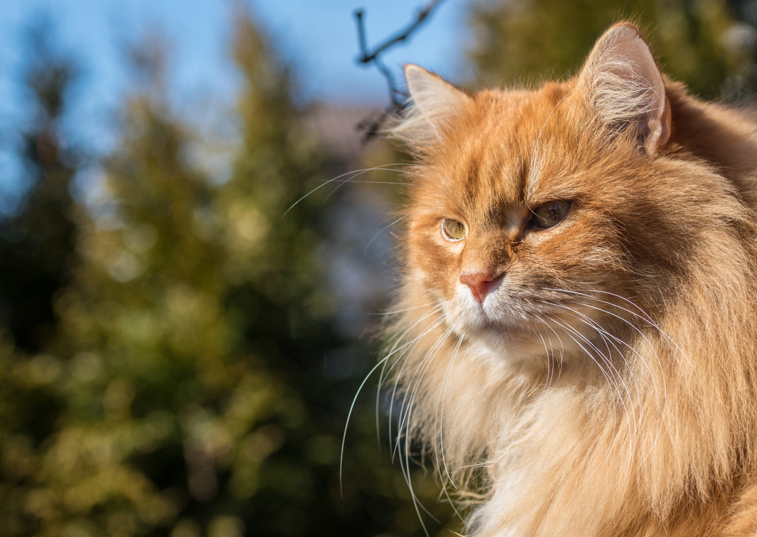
[0,9,455,537]
[470,0,739,98]
[0,20,80,536]
[0,18,80,354]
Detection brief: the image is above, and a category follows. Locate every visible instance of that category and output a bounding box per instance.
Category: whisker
[564,297,670,465]
[542,301,637,435]
[541,288,671,466]
[395,324,453,458]
[324,164,413,202]
[362,303,443,460]
[396,432,439,535]
[548,302,643,466]
[560,293,668,413]
[367,301,438,316]
[397,325,454,536]
[315,179,409,185]
[387,312,447,457]
[545,315,621,461]
[283,163,409,217]
[542,288,669,414]
[364,215,407,255]
[340,351,395,496]
[533,324,553,389]
[437,334,465,496]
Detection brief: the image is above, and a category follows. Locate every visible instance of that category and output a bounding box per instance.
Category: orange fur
[385,23,757,536]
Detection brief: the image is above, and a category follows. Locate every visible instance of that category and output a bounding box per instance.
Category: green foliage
[0,19,80,354]
[0,9,456,537]
[470,0,745,98]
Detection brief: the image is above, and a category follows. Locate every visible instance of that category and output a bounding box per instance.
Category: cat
[384,22,757,536]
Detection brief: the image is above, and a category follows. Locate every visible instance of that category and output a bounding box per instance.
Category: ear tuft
[579,23,671,156]
[392,65,470,149]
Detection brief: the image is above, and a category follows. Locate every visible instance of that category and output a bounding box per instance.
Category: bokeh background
[1,1,756,536]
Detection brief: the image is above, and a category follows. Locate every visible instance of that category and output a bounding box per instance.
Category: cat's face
[405,89,619,358]
[395,27,689,364]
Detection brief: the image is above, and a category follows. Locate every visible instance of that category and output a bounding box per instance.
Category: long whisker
[562,297,669,464]
[559,292,668,413]
[373,314,447,533]
[569,301,659,402]
[545,315,621,458]
[543,288,668,414]
[437,333,465,497]
[364,215,407,255]
[535,314,565,379]
[534,324,553,389]
[359,302,442,458]
[396,433,439,536]
[543,288,671,466]
[543,302,637,437]
[283,163,410,217]
[388,312,447,457]
[396,324,453,457]
[324,170,408,202]
[316,179,409,185]
[375,302,440,447]
[398,325,454,536]
[547,302,642,465]
[385,311,446,450]
[340,351,395,496]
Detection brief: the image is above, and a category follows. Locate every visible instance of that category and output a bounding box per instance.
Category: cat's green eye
[441,218,467,241]
[530,200,571,229]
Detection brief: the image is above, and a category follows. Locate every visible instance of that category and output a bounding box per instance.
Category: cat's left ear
[392,65,471,148]
[578,23,671,156]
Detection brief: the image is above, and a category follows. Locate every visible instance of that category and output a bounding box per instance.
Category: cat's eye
[530,200,571,229]
[441,218,467,241]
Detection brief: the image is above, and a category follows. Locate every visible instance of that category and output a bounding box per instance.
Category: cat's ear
[578,23,671,156]
[392,64,470,147]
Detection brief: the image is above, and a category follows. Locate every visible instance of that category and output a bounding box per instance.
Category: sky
[0,0,472,205]
[0,0,472,122]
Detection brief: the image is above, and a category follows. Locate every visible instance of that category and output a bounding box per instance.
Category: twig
[353,0,446,141]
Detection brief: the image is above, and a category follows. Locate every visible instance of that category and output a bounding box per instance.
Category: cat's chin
[445,303,551,364]
[477,328,549,361]
[445,293,591,367]
[447,286,543,340]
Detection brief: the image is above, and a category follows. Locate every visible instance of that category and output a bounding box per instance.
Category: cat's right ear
[578,23,671,156]
[392,65,470,148]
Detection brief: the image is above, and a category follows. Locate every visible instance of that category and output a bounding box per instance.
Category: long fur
[384,22,757,536]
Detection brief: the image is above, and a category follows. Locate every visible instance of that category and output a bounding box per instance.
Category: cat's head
[392,23,733,365]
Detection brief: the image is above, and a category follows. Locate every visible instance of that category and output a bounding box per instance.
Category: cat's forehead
[469,83,577,165]
[425,82,585,216]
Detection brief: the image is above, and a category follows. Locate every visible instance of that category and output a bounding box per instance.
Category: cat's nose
[460,271,502,303]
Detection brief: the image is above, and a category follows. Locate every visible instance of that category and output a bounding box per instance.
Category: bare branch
[353,0,446,141]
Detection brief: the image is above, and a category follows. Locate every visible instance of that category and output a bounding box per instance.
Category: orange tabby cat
[386,22,757,536]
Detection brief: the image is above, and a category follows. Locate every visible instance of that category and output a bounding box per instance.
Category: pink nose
[460,271,502,303]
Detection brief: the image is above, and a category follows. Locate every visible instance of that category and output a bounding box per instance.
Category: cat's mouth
[448,287,602,358]
[448,298,539,342]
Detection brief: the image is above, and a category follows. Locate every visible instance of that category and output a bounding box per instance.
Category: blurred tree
[0,8,454,537]
[722,0,757,96]
[0,19,80,537]
[469,0,742,98]
[0,18,80,354]
[200,9,456,536]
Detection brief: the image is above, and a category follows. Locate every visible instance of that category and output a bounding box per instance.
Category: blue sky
[0,0,471,117]
[0,0,472,204]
